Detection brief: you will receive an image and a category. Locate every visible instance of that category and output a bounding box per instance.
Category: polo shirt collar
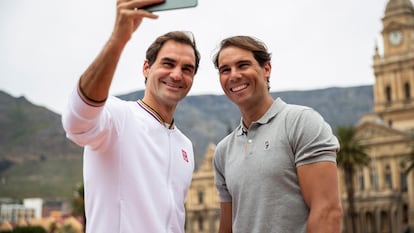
[237,98,287,136]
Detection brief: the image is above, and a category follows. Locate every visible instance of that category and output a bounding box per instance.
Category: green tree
[12,226,47,233]
[72,183,85,233]
[59,225,77,233]
[49,221,58,233]
[336,126,370,233]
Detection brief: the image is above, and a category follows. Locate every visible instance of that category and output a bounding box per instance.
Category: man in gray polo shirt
[212,35,343,233]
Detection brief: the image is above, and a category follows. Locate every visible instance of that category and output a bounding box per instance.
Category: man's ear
[264,61,272,77]
[142,60,150,78]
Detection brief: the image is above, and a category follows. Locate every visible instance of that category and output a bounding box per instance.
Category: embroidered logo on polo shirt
[264,140,270,150]
[182,149,189,163]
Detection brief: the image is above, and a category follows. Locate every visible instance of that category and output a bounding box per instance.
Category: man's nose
[169,68,183,80]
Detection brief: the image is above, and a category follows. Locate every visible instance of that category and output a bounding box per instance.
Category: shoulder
[106,96,142,116]
[278,101,324,125]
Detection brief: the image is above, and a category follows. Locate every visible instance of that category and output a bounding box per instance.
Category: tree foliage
[336,125,370,233]
[72,183,85,233]
[12,226,47,233]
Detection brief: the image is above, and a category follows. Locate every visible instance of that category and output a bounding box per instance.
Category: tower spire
[384,0,414,18]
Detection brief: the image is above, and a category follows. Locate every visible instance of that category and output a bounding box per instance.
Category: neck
[240,97,273,127]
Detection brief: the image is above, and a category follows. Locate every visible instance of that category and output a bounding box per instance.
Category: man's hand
[112,0,163,44]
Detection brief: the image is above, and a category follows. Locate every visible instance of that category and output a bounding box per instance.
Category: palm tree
[72,183,86,233]
[336,126,370,233]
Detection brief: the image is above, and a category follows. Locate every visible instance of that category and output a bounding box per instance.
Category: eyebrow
[161,57,196,71]
[160,57,176,64]
[218,59,252,71]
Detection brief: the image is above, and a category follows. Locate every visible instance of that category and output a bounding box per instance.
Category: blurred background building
[185,0,414,232]
[345,0,414,232]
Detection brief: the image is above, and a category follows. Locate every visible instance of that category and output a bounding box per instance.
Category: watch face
[389,30,403,45]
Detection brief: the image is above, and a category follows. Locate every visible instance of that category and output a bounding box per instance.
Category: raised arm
[78,0,162,104]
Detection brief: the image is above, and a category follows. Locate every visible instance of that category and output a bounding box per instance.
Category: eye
[219,67,230,75]
[182,66,195,75]
[238,62,249,69]
[163,62,174,68]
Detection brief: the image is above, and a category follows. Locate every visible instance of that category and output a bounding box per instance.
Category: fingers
[120,7,158,20]
[111,0,161,43]
[116,0,161,22]
[117,0,164,12]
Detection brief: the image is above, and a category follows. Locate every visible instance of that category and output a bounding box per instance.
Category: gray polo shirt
[213,98,339,233]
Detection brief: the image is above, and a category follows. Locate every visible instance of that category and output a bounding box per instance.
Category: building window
[385,86,392,103]
[404,82,411,100]
[370,165,378,190]
[198,216,204,231]
[384,164,392,189]
[380,211,389,233]
[198,190,204,204]
[400,162,408,192]
[366,212,374,233]
[358,168,364,191]
[403,204,409,224]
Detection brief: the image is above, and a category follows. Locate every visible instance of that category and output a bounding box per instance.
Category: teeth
[231,84,247,92]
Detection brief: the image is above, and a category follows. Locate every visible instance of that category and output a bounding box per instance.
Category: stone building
[186,144,220,233]
[340,0,414,232]
[186,1,414,233]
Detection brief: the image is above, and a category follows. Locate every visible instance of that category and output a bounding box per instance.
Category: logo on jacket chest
[181,149,189,163]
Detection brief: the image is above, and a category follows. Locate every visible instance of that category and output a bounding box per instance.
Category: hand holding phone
[143,0,198,12]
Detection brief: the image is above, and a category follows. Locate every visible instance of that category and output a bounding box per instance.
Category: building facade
[186,1,414,233]
[186,144,220,233]
[0,203,35,225]
[341,0,414,232]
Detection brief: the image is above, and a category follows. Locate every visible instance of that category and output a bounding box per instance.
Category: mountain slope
[0,91,81,160]
[0,85,373,199]
[118,85,373,164]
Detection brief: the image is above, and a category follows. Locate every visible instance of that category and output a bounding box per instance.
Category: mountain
[118,85,373,161]
[0,85,373,199]
[0,91,81,160]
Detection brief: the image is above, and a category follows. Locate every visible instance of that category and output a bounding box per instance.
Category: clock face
[389,30,403,46]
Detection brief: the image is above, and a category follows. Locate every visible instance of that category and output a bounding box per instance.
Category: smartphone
[143,0,198,12]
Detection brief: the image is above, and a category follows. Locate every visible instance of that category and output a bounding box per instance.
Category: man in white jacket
[61,0,200,232]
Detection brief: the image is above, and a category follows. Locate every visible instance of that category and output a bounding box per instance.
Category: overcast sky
[0,0,396,113]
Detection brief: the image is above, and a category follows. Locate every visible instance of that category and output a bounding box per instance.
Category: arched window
[358,168,364,191]
[366,212,374,233]
[400,162,408,192]
[198,216,204,231]
[403,204,409,224]
[384,164,392,189]
[404,82,411,100]
[370,165,378,190]
[385,86,392,103]
[198,190,204,204]
[380,211,390,233]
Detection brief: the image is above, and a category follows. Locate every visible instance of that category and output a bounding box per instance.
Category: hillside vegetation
[0,85,373,200]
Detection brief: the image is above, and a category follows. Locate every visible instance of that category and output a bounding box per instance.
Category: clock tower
[381,0,414,55]
[348,1,414,232]
[372,0,414,130]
